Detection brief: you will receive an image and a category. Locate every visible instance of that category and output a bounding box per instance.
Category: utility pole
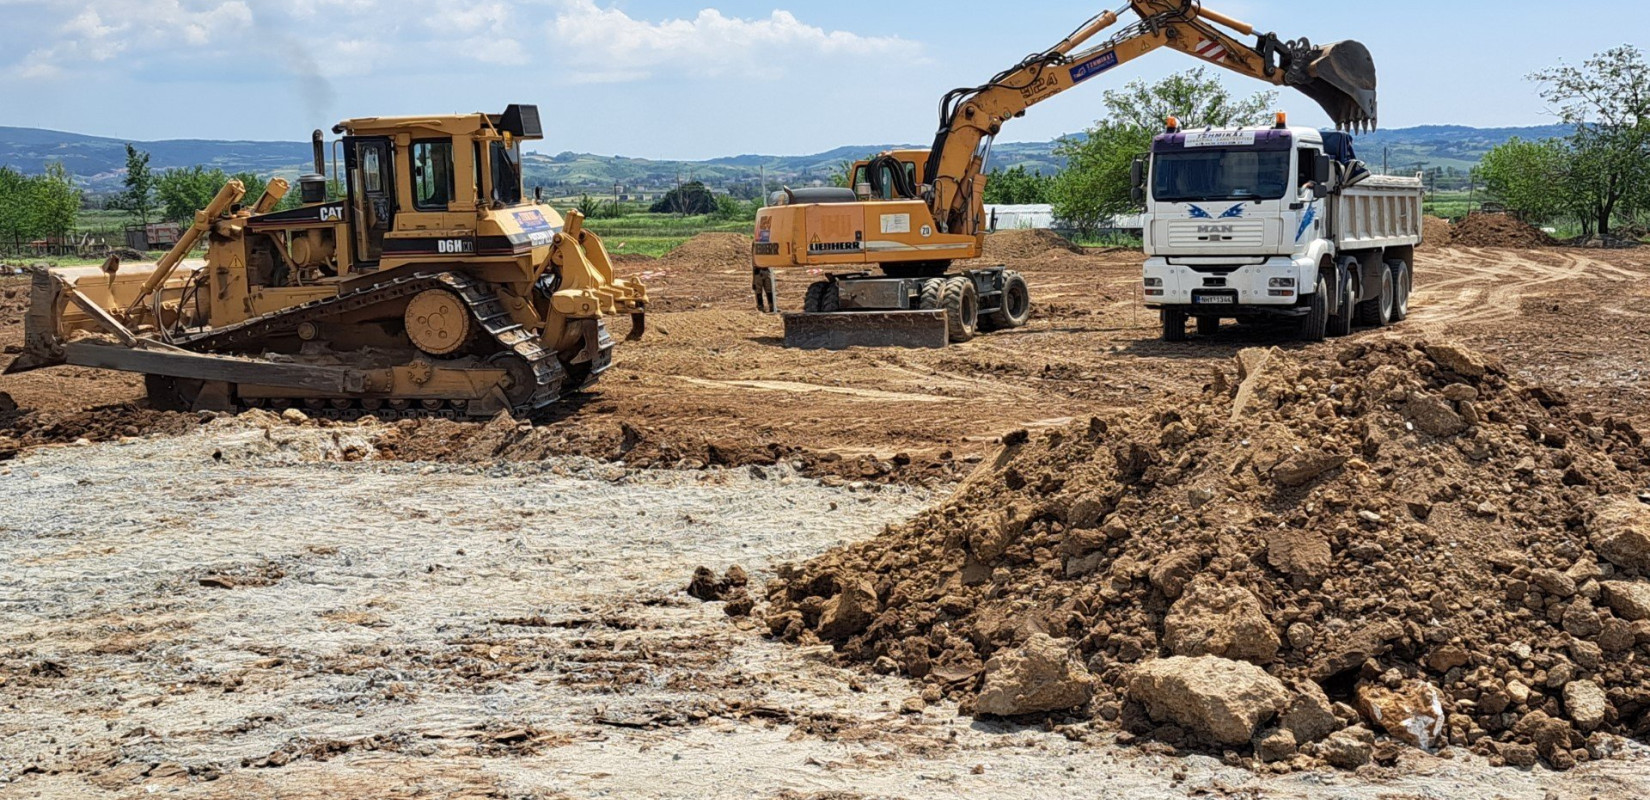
[1382,146,1389,176]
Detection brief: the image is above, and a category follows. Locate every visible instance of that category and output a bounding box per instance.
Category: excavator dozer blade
[782,311,950,350]
[1299,40,1378,132]
[3,268,68,375]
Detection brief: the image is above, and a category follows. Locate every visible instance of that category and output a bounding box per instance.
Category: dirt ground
[3,238,1650,797]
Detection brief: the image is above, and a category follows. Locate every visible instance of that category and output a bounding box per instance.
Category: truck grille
[1166,220,1266,248]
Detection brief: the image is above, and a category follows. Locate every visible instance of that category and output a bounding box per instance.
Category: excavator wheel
[917,278,946,311]
[941,276,979,343]
[802,281,840,314]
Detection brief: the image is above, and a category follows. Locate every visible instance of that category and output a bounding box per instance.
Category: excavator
[4,105,648,418]
[754,0,1378,349]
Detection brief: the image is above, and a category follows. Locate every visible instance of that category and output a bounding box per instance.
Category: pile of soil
[1420,216,1454,250]
[763,338,1650,770]
[1452,213,1555,249]
[657,233,754,272]
[982,229,1084,261]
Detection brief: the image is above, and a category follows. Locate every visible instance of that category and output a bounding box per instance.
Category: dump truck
[752,0,1378,349]
[4,105,648,418]
[1137,121,1424,341]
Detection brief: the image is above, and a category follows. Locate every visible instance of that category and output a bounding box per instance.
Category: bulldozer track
[176,271,568,417]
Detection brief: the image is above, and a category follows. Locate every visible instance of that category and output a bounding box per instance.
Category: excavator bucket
[1299,40,1378,132]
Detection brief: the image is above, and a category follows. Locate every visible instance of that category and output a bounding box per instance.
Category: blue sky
[0,1,1640,159]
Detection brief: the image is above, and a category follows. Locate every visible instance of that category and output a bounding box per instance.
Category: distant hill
[0,124,1576,194]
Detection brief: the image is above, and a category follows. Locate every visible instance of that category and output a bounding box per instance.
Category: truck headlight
[1268,277,1296,288]
[1143,278,1164,288]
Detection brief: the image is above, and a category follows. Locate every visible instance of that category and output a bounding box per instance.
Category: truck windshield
[1152,149,1290,203]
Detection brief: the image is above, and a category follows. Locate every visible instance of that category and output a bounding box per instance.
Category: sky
[0,0,1641,159]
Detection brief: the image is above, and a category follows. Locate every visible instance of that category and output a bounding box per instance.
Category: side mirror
[1312,183,1330,200]
[1314,154,1333,186]
[1130,156,1148,204]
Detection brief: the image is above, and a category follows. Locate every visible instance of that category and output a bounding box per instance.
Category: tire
[1162,309,1188,342]
[1327,267,1355,338]
[1297,276,1330,342]
[1196,316,1221,336]
[803,280,840,313]
[145,374,202,412]
[1355,262,1395,328]
[940,276,979,343]
[982,271,1032,331]
[1388,259,1412,322]
[917,278,946,311]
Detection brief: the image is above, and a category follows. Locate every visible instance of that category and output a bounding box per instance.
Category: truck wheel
[941,276,979,343]
[1162,309,1188,342]
[1298,276,1330,342]
[1387,259,1412,322]
[803,280,840,313]
[1327,276,1355,338]
[983,271,1032,331]
[1354,264,1396,328]
[917,278,946,311]
[1196,316,1220,337]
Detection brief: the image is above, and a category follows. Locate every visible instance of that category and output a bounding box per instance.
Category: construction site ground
[3,232,1650,798]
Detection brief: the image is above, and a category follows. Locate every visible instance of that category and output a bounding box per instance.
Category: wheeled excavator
[753,0,1378,349]
[5,105,648,418]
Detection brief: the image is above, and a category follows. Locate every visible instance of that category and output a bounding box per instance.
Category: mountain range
[0,124,1575,194]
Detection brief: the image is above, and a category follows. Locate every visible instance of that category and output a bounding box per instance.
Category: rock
[900,696,927,715]
[1597,580,1650,623]
[723,589,755,618]
[1499,741,1540,768]
[1425,342,1489,378]
[686,567,724,601]
[280,408,309,424]
[1255,728,1298,762]
[1404,394,1469,437]
[1310,620,1402,680]
[1126,656,1289,746]
[1599,618,1637,653]
[0,391,15,414]
[1162,580,1280,664]
[1356,681,1446,751]
[1272,452,1348,487]
[974,633,1096,717]
[1591,499,1650,572]
[1530,568,1578,598]
[1563,681,1609,732]
[1281,681,1342,743]
[1426,645,1470,674]
[1319,727,1375,769]
[1148,550,1201,600]
[816,580,879,640]
[1187,488,1216,508]
[1264,530,1333,587]
[1561,601,1603,638]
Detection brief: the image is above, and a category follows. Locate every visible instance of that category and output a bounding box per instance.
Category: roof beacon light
[1166,116,1180,133]
[1274,112,1288,129]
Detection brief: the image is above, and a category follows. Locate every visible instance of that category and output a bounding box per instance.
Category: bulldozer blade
[3,267,69,375]
[1300,40,1378,132]
[782,310,949,351]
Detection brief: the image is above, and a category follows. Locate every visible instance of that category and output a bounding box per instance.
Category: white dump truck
[1137,120,1424,341]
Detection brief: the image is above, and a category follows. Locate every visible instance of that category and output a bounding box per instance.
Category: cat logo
[319,205,344,223]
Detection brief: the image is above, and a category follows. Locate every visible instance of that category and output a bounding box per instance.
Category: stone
[1280,681,1342,743]
[1162,580,1280,664]
[1264,530,1333,587]
[1148,550,1201,600]
[1599,618,1636,653]
[1255,728,1298,762]
[1561,601,1603,639]
[1404,394,1469,437]
[280,408,309,424]
[1272,452,1348,487]
[1310,620,1402,680]
[1499,741,1539,768]
[1425,342,1489,378]
[1563,681,1609,733]
[816,580,879,640]
[974,633,1096,717]
[1426,645,1471,674]
[1126,656,1289,747]
[1319,727,1375,769]
[1356,681,1446,751]
[1530,568,1577,598]
[1601,581,1650,621]
[1591,499,1650,573]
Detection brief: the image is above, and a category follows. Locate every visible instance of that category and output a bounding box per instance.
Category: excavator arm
[923,0,1378,235]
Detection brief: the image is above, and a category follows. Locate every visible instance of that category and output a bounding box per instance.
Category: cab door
[344,137,395,267]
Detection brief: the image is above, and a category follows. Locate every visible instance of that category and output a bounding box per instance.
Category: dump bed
[1331,175,1424,251]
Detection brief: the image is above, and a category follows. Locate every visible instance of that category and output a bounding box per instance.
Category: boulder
[1319,726,1375,769]
[1280,681,1342,743]
[1404,394,1469,437]
[1425,342,1489,378]
[1601,581,1650,622]
[1356,681,1446,751]
[974,633,1096,717]
[816,580,879,640]
[1563,681,1609,733]
[1126,656,1289,747]
[1162,580,1280,664]
[1591,499,1650,573]
[1255,728,1298,763]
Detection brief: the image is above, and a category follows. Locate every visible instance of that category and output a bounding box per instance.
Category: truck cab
[1139,119,1423,342]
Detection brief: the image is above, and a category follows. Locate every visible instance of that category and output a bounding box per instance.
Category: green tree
[0,167,41,253]
[1530,45,1650,236]
[1478,137,1570,224]
[712,194,756,222]
[650,181,717,215]
[156,166,231,223]
[983,165,1054,205]
[33,161,81,242]
[117,144,157,227]
[1050,68,1277,232]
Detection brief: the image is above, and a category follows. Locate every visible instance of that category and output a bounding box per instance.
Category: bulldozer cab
[345,136,396,266]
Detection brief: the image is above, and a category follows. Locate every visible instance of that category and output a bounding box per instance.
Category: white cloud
[546,1,918,82]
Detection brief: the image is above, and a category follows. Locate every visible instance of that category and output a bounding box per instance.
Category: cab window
[412,140,454,211]
[490,141,522,205]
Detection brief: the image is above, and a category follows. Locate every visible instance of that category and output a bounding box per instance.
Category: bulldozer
[4,105,648,419]
[753,0,1378,349]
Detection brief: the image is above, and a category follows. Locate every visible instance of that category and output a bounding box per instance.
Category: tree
[1049,68,1277,232]
[118,144,157,227]
[0,167,40,253]
[983,165,1053,205]
[712,194,756,222]
[33,161,81,243]
[1530,45,1650,236]
[1478,137,1570,224]
[650,181,717,215]
[230,172,268,205]
[156,166,231,223]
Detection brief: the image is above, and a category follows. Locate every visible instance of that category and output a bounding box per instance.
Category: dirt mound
[763,338,1650,770]
[611,252,658,265]
[657,233,754,272]
[1419,216,1453,251]
[1452,213,1555,249]
[983,229,1084,261]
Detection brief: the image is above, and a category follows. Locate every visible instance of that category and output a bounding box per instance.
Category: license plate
[1194,296,1235,305]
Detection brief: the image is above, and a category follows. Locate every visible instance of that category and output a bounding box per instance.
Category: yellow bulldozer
[753,0,1378,349]
[5,105,648,418]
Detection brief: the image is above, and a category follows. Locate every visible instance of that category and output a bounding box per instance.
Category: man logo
[1196,225,1235,234]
